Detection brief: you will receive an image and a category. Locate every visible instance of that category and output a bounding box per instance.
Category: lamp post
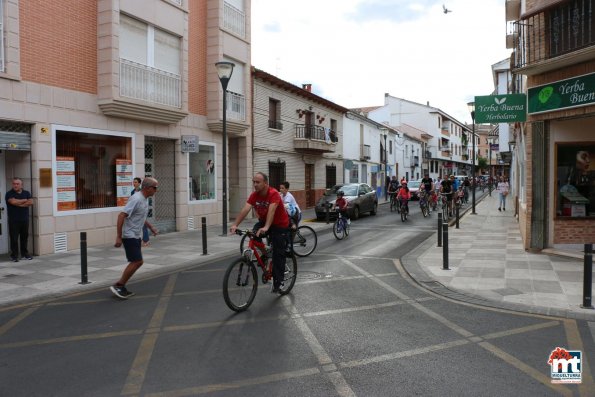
[384,132,388,200]
[467,102,477,215]
[215,61,235,236]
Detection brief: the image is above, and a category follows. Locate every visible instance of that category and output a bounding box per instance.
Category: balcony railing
[360,144,371,160]
[512,0,595,69]
[223,2,246,38]
[226,91,246,121]
[120,58,181,108]
[268,120,283,130]
[295,125,337,143]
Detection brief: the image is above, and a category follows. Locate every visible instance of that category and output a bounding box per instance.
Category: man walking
[230,172,290,293]
[110,177,159,299]
[6,178,33,262]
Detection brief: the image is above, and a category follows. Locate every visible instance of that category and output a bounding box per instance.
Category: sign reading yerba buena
[528,72,595,114]
[474,94,527,123]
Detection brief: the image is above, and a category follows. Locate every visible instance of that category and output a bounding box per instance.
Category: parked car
[315,184,344,220]
[407,180,421,200]
[315,183,378,220]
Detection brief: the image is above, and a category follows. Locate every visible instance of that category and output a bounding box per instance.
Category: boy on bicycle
[335,190,350,225]
[397,180,411,213]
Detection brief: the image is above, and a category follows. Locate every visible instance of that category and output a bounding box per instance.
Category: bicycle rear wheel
[421,203,429,217]
[333,219,345,240]
[222,258,258,312]
[292,225,317,257]
[401,206,407,222]
[278,254,297,295]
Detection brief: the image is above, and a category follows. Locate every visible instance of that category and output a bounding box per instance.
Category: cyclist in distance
[335,190,350,225]
[230,172,290,294]
[420,173,434,212]
[388,175,400,203]
[279,181,301,229]
[440,175,454,217]
[397,180,411,213]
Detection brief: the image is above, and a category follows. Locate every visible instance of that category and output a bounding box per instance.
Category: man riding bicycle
[230,172,290,294]
[440,176,454,216]
[420,173,434,212]
[387,175,400,206]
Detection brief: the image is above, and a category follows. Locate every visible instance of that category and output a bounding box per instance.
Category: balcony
[268,120,283,130]
[512,0,595,74]
[223,2,246,38]
[226,91,246,122]
[294,124,337,153]
[441,126,450,136]
[360,144,371,160]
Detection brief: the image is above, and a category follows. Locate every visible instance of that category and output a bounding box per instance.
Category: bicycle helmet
[401,180,408,186]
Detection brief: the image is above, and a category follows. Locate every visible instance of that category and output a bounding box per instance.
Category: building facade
[0,0,252,255]
[507,0,595,249]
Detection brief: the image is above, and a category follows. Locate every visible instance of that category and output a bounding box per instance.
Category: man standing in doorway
[110,177,159,299]
[230,172,290,293]
[6,178,33,262]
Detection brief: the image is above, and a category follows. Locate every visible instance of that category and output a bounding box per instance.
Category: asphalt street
[1,202,594,396]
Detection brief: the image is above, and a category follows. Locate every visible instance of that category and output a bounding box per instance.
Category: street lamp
[215,61,235,236]
[467,101,477,215]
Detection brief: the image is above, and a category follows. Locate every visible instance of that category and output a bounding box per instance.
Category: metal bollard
[437,212,442,247]
[325,201,330,224]
[442,222,449,270]
[582,244,593,309]
[79,232,90,284]
[201,217,208,256]
[455,205,460,229]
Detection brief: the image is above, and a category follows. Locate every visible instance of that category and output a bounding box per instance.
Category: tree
[477,156,488,173]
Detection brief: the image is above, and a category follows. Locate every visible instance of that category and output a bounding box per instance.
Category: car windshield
[340,185,359,196]
[408,181,421,188]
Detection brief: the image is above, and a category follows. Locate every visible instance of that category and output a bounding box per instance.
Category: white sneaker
[347,219,351,225]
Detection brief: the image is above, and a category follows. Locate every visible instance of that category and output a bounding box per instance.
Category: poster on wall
[56,156,76,211]
[116,159,133,206]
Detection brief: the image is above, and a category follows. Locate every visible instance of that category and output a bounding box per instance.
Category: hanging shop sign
[528,72,595,114]
[181,135,199,153]
[56,156,76,211]
[474,94,527,123]
[116,159,133,206]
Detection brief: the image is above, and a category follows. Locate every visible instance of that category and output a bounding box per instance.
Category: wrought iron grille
[325,165,337,188]
[145,138,176,233]
[268,160,285,189]
[513,0,595,69]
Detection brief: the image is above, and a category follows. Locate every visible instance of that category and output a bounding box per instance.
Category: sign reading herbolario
[528,72,595,114]
[474,94,527,123]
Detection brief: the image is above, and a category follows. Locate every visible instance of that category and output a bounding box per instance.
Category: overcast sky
[251,0,511,124]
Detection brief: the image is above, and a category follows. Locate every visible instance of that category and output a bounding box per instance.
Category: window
[119,14,181,107]
[189,145,216,201]
[350,164,359,183]
[389,140,392,155]
[325,164,336,188]
[268,98,282,129]
[268,161,285,189]
[556,144,595,218]
[54,128,133,213]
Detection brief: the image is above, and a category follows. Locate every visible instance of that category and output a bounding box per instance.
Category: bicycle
[333,210,350,240]
[400,197,409,222]
[389,192,399,212]
[440,193,450,220]
[418,190,430,218]
[223,229,297,312]
[240,224,317,257]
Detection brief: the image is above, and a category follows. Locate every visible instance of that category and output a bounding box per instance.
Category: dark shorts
[122,238,143,262]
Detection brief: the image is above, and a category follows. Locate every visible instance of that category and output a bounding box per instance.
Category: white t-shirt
[122,191,149,238]
[282,191,300,213]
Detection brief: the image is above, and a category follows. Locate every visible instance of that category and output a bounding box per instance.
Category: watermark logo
[548,347,582,384]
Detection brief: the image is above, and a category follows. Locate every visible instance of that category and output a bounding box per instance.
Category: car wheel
[370,201,378,215]
[352,206,360,220]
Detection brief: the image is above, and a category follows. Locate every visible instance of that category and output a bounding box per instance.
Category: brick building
[0,0,252,255]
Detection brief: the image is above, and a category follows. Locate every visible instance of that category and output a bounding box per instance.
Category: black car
[315,183,378,220]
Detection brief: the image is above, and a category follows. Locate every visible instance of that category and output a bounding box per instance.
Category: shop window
[556,144,595,218]
[350,164,359,183]
[55,129,133,212]
[189,144,216,201]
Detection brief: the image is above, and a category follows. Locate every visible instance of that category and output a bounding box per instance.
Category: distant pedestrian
[385,175,391,201]
[497,176,510,211]
[111,177,159,299]
[5,178,33,262]
[131,177,150,247]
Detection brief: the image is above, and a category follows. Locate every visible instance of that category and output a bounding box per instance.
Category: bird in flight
[443,4,452,14]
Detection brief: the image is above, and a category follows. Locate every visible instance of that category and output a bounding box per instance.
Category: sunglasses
[151,186,158,190]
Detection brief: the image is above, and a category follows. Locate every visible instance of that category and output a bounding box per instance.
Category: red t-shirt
[247,186,289,228]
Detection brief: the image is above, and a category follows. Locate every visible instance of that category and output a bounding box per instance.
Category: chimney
[302,83,312,92]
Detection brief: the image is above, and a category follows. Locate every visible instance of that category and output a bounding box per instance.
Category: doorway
[0,151,7,254]
[144,138,176,233]
[305,164,315,207]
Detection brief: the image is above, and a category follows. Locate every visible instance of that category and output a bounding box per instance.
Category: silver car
[316,183,378,220]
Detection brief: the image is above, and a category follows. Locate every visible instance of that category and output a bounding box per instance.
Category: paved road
[1,203,594,396]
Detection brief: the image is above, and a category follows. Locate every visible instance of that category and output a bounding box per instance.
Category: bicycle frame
[240,230,273,282]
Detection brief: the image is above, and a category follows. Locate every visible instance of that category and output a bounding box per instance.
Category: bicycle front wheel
[292,225,317,257]
[333,220,345,240]
[222,258,258,312]
[279,254,297,295]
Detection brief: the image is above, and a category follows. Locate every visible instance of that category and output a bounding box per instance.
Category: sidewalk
[1,196,594,320]
[402,193,595,321]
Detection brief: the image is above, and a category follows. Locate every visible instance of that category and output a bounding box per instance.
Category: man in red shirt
[231,172,290,293]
